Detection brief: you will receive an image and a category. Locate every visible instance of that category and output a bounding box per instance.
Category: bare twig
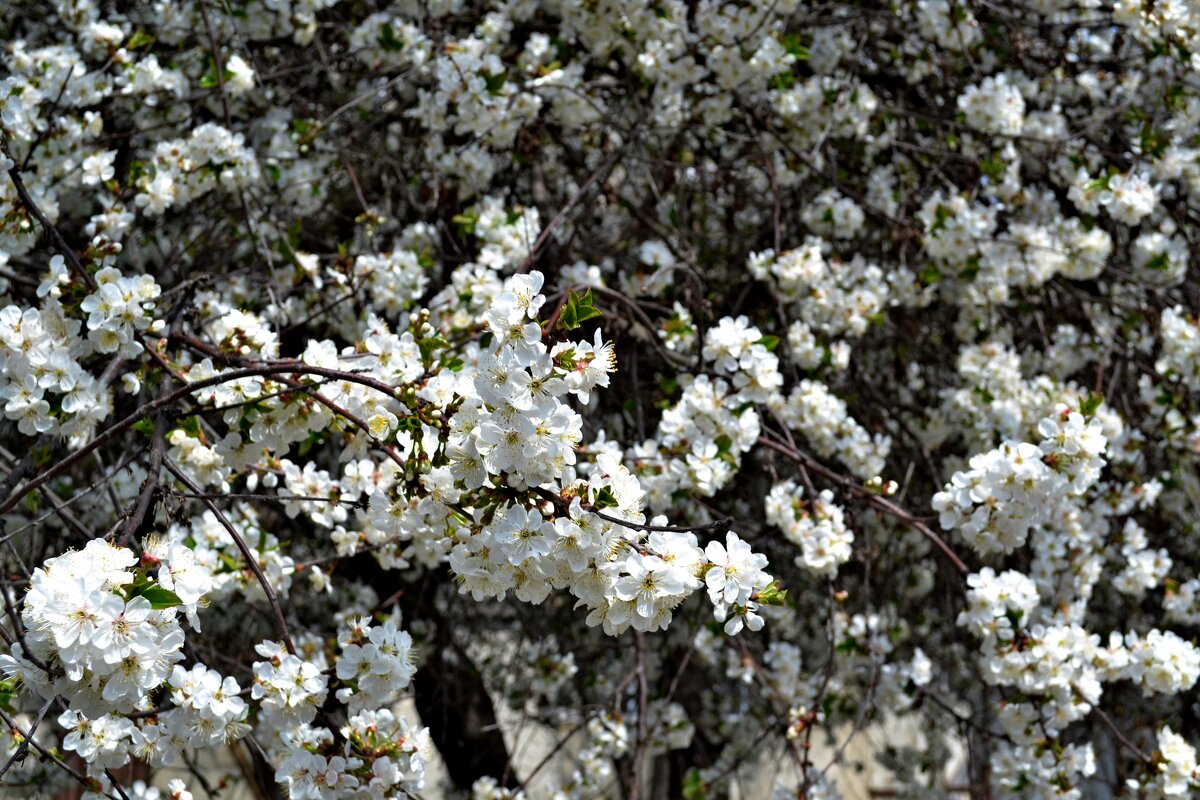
[164,457,297,655]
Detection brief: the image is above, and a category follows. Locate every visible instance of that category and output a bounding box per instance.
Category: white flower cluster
[1124,630,1200,697]
[772,379,890,480]
[957,73,1026,135]
[1156,306,1200,391]
[1137,727,1200,798]
[0,261,160,439]
[632,370,764,508]
[79,266,162,355]
[251,640,329,730]
[702,315,783,403]
[0,540,191,718]
[704,532,773,635]
[933,405,1107,555]
[348,249,431,316]
[134,663,249,767]
[1070,169,1161,225]
[1164,579,1200,627]
[6,0,1200,796]
[123,778,193,800]
[136,123,260,216]
[748,240,895,339]
[275,710,431,800]
[0,298,103,437]
[959,565,1200,795]
[160,507,295,609]
[765,480,854,578]
[334,616,415,713]
[1112,519,1172,599]
[800,190,865,240]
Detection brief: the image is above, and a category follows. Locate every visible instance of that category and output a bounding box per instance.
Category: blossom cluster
[2,0,1200,798]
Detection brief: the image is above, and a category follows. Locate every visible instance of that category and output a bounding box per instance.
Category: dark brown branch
[119,412,167,545]
[756,435,970,575]
[163,457,297,656]
[0,362,418,517]
[2,139,97,291]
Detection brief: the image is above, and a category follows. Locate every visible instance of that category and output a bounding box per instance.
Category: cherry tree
[0,1,1199,799]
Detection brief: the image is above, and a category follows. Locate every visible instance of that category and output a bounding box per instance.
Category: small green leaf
[1080,393,1103,417]
[1145,252,1170,271]
[979,155,1005,181]
[378,24,405,52]
[930,203,951,232]
[780,33,810,60]
[593,486,619,509]
[682,768,708,800]
[451,212,477,236]
[556,289,603,331]
[126,29,155,49]
[482,71,507,95]
[959,255,981,280]
[0,677,19,713]
[135,583,183,610]
[769,72,795,91]
[756,335,780,351]
[755,580,789,606]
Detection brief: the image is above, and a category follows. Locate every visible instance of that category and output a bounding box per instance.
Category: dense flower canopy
[0,0,1199,799]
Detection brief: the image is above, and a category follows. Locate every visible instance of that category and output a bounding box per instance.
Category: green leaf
[126,29,155,49]
[780,33,810,60]
[483,71,507,95]
[378,24,405,52]
[298,431,324,457]
[134,583,184,610]
[1145,252,1170,271]
[682,768,708,800]
[979,155,1005,181]
[451,212,477,236]
[556,289,603,331]
[755,580,789,606]
[769,72,795,91]
[959,255,981,280]
[756,335,780,352]
[1080,392,1103,417]
[930,203,951,232]
[0,678,19,713]
[593,486,619,509]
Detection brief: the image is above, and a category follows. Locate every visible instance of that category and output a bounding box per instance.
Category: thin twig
[0,697,51,781]
[164,457,297,656]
